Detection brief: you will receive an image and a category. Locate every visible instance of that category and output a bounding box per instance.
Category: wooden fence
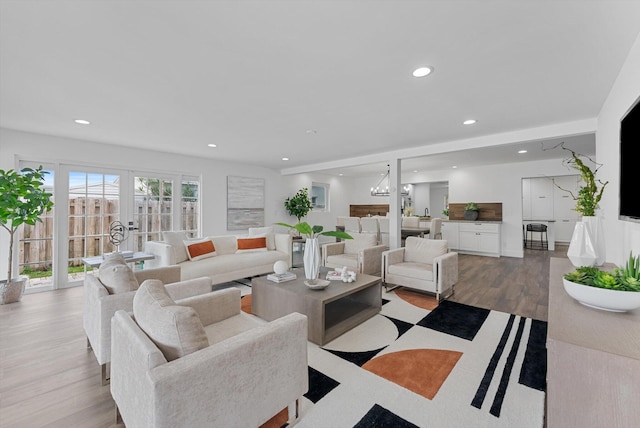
[19,197,198,271]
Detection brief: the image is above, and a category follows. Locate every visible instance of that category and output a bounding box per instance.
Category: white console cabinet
[442,221,500,257]
[441,221,459,249]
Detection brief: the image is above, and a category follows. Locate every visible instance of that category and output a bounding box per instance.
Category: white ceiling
[1,1,639,176]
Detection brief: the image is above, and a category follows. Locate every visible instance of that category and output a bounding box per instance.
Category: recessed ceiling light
[452,165,458,169]
[282,157,289,161]
[207,144,217,148]
[463,119,477,125]
[339,173,343,176]
[305,129,317,134]
[74,119,90,125]
[518,150,528,154]
[413,170,418,173]
[412,66,433,77]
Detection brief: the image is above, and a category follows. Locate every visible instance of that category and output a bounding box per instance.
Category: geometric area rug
[235,283,547,428]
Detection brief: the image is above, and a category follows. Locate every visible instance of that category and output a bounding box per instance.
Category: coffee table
[252,268,381,345]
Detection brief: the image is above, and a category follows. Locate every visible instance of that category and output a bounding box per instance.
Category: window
[311,182,329,211]
[133,176,173,250]
[181,178,200,238]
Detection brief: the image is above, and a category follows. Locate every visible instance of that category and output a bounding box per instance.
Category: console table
[547,258,640,427]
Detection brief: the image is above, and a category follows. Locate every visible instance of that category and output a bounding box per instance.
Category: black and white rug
[231,281,547,428]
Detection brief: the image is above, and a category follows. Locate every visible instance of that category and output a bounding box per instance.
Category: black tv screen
[619,95,640,222]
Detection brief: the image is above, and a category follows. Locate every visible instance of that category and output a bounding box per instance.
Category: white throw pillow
[163,231,190,263]
[184,238,217,261]
[248,227,275,250]
[133,279,209,362]
[98,253,138,294]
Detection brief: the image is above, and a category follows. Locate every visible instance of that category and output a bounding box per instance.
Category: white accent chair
[83,258,212,385]
[110,282,308,428]
[382,237,458,301]
[360,217,381,244]
[322,232,387,276]
[428,218,443,239]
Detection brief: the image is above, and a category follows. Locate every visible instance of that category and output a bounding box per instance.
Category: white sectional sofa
[144,229,292,285]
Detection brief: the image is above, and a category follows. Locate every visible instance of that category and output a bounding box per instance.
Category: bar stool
[525,223,548,250]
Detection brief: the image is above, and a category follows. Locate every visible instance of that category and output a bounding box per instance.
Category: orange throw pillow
[184,239,217,261]
[236,236,268,253]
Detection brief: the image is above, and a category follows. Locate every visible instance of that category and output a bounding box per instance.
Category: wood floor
[0,247,566,427]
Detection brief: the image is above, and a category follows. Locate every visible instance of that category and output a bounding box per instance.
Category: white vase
[567,222,597,267]
[303,238,320,281]
[582,216,605,266]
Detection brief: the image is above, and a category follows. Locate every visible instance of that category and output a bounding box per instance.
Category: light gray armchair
[83,260,211,385]
[322,232,387,276]
[382,236,458,301]
[110,282,308,428]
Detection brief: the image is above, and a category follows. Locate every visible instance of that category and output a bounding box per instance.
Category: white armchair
[110,282,308,428]
[322,232,387,276]
[83,258,211,385]
[382,236,458,301]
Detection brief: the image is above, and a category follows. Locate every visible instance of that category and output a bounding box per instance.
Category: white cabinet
[522,175,580,244]
[529,177,554,220]
[441,221,459,249]
[457,222,501,257]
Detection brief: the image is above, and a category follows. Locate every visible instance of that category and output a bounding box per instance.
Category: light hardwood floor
[0,247,566,427]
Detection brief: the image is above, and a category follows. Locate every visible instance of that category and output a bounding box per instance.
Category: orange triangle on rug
[394,288,439,310]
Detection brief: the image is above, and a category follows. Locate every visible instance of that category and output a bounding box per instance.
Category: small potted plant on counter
[464,202,480,221]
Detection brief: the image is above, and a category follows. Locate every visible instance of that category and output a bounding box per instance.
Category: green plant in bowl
[465,202,479,211]
[564,252,640,292]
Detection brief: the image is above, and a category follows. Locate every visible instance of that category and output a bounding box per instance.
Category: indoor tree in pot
[284,188,313,223]
[554,145,608,266]
[0,166,54,304]
[275,222,352,284]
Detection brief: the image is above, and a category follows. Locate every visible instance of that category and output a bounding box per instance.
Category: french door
[17,162,200,292]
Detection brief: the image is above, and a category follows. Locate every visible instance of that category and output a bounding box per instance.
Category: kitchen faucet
[424,208,429,216]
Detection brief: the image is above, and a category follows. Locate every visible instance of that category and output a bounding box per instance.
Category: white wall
[596,32,640,265]
[279,173,352,244]
[413,183,431,217]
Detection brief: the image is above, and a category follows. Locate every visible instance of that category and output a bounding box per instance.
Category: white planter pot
[562,278,640,312]
[582,216,606,266]
[0,277,27,305]
[303,238,320,281]
[567,221,597,267]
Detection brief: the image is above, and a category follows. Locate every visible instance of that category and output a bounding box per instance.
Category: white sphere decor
[273,260,288,275]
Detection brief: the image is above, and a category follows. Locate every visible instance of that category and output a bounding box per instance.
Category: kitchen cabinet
[458,222,501,257]
[529,177,554,220]
[442,221,500,257]
[441,221,459,249]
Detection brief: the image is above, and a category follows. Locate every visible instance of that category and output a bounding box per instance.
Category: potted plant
[464,202,480,221]
[555,145,609,266]
[562,252,640,312]
[284,188,313,223]
[0,166,54,304]
[275,221,352,282]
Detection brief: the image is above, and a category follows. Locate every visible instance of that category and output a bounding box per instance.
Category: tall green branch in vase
[284,188,313,222]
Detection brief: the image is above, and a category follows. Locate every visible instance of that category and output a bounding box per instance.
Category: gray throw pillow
[133,279,209,362]
[98,253,139,294]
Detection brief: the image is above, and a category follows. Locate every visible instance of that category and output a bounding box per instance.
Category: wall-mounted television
[619,94,640,223]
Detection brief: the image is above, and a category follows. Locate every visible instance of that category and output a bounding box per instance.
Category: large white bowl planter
[562,278,640,312]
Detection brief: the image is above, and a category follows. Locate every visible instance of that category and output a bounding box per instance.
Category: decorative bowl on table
[304,279,331,290]
[562,278,640,312]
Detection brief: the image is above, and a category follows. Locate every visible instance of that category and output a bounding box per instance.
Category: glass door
[66,171,122,285]
[17,166,55,291]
